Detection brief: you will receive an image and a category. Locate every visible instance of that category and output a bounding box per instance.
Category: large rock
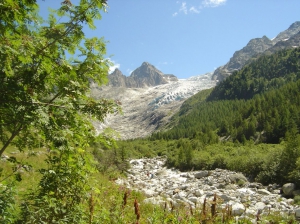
[188,196,199,204]
[194,171,209,179]
[194,189,204,197]
[282,183,296,196]
[254,202,266,212]
[232,203,245,216]
[295,208,300,219]
[229,173,248,184]
[257,189,271,195]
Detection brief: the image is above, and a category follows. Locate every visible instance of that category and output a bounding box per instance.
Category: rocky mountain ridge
[108,62,177,88]
[212,21,300,81]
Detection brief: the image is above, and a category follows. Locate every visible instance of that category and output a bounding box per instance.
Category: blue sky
[38,0,300,79]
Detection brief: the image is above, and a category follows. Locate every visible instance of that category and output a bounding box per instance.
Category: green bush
[0,182,17,223]
[294,195,300,205]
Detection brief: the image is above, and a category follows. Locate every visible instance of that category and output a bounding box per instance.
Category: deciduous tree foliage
[0,0,120,222]
[0,0,119,156]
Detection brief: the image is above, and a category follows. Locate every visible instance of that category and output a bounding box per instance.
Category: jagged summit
[228,36,273,68]
[289,21,300,29]
[109,68,124,77]
[212,21,300,81]
[273,21,300,43]
[108,62,177,88]
[131,62,163,78]
[212,36,273,81]
[108,68,127,87]
[130,62,168,87]
[142,62,150,66]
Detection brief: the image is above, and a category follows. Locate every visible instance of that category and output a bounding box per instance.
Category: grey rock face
[108,69,127,87]
[108,62,175,88]
[228,36,273,69]
[228,173,248,184]
[212,21,300,82]
[194,170,209,179]
[232,203,245,216]
[273,21,300,43]
[116,157,300,219]
[282,183,296,196]
[130,62,168,87]
[212,36,273,82]
[295,208,300,220]
[263,31,300,55]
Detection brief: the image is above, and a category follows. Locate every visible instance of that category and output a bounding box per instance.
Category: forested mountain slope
[151,47,300,144]
[208,47,300,101]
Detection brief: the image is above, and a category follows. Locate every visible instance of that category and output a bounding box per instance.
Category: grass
[0,146,46,190]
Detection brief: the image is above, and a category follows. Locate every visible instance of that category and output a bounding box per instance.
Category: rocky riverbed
[115,157,300,221]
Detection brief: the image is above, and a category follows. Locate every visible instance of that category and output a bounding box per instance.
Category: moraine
[116,157,300,221]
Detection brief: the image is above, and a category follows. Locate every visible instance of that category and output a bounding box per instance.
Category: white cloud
[202,0,226,8]
[126,69,133,75]
[159,61,169,65]
[190,6,200,14]
[173,0,226,16]
[174,1,200,16]
[108,59,120,74]
[179,2,188,14]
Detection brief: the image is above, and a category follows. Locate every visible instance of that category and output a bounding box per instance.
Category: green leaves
[0,0,117,156]
[0,0,120,222]
[0,182,17,223]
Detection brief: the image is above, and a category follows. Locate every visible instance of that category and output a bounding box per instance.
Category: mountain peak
[108,69,127,87]
[273,21,300,43]
[289,21,300,29]
[142,62,150,66]
[130,62,168,87]
[108,62,178,88]
[212,21,300,81]
[110,68,122,75]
